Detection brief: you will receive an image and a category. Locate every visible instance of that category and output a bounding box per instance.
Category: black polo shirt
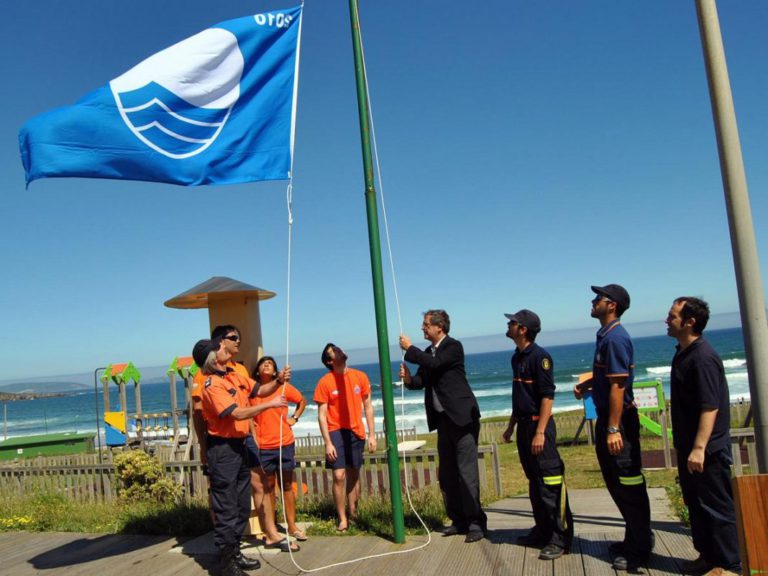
[670,337,731,454]
[512,343,555,418]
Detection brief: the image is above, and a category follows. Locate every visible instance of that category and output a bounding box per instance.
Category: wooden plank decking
[0,488,699,575]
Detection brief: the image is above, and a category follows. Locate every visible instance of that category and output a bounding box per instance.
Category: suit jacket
[404,336,481,431]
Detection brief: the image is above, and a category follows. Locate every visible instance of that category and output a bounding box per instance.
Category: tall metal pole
[348,0,405,542]
[94,367,106,465]
[696,0,768,472]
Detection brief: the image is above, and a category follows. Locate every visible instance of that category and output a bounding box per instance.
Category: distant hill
[0,381,90,395]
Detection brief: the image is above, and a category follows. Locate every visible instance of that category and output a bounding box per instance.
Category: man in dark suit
[399,309,487,543]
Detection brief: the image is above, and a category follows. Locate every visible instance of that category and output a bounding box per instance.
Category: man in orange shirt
[191,325,250,467]
[313,344,376,532]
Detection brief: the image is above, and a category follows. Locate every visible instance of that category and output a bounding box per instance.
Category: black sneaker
[539,544,566,560]
[610,533,654,559]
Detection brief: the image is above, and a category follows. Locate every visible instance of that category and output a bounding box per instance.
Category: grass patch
[288,487,445,539]
[0,486,212,535]
[0,490,120,533]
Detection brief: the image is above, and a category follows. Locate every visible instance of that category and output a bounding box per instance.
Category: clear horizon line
[0,312,743,388]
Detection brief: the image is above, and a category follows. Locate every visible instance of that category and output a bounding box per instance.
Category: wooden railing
[0,443,501,504]
[0,457,116,504]
[730,428,757,476]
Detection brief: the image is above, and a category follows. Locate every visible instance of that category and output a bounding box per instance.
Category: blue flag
[20,7,302,187]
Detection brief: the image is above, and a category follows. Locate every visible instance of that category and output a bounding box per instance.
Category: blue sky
[1,1,766,381]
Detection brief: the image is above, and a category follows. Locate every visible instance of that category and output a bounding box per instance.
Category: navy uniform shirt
[592,320,635,412]
[512,343,555,418]
[670,337,731,454]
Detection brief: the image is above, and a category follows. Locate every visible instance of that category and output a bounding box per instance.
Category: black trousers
[595,408,652,558]
[678,446,740,570]
[517,418,574,548]
[207,435,252,551]
[436,414,487,531]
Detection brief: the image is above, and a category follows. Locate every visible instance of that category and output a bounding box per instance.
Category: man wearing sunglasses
[190,325,269,572]
[192,326,251,465]
[503,309,573,560]
[574,284,652,571]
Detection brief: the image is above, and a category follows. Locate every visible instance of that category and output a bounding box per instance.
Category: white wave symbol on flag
[109,27,244,159]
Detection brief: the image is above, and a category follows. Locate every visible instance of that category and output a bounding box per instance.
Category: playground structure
[574,376,673,468]
[101,362,142,446]
[101,359,197,452]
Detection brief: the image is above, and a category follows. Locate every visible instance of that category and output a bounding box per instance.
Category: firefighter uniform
[592,319,652,562]
[512,343,573,550]
[201,367,256,572]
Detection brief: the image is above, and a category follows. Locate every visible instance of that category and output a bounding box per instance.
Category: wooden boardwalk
[0,488,699,575]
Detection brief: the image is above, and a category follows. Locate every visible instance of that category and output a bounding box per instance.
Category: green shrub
[113,450,182,504]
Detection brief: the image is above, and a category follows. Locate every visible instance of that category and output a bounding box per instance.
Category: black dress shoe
[236,552,261,570]
[612,552,648,571]
[464,529,484,543]
[441,524,467,536]
[539,544,566,560]
[680,556,713,575]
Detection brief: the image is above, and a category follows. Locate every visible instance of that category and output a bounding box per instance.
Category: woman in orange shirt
[249,356,307,549]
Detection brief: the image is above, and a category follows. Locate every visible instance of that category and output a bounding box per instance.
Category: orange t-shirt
[201,371,252,438]
[313,368,371,440]
[253,383,304,449]
[192,361,249,403]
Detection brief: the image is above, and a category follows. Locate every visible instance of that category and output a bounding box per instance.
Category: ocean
[1,327,748,441]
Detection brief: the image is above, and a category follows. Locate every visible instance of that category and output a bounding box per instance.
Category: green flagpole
[347,0,405,543]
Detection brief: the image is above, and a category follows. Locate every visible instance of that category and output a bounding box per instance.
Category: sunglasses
[223,335,240,342]
[591,296,613,305]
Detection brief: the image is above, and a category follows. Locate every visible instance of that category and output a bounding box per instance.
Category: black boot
[236,551,261,570]
[220,545,248,576]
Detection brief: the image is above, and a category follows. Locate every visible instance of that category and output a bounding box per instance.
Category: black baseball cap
[192,337,222,368]
[591,284,630,314]
[504,309,541,335]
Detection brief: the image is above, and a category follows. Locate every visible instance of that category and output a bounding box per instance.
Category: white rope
[267,3,432,573]
[359,5,433,550]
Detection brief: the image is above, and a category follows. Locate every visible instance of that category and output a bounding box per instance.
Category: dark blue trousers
[517,418,573,548]
[678,447,740,571]
[207,435,252,551]
[595,408,653,559]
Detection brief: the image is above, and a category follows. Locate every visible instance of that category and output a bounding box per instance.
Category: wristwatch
[606,426,621,434]
[291,414,300,421]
